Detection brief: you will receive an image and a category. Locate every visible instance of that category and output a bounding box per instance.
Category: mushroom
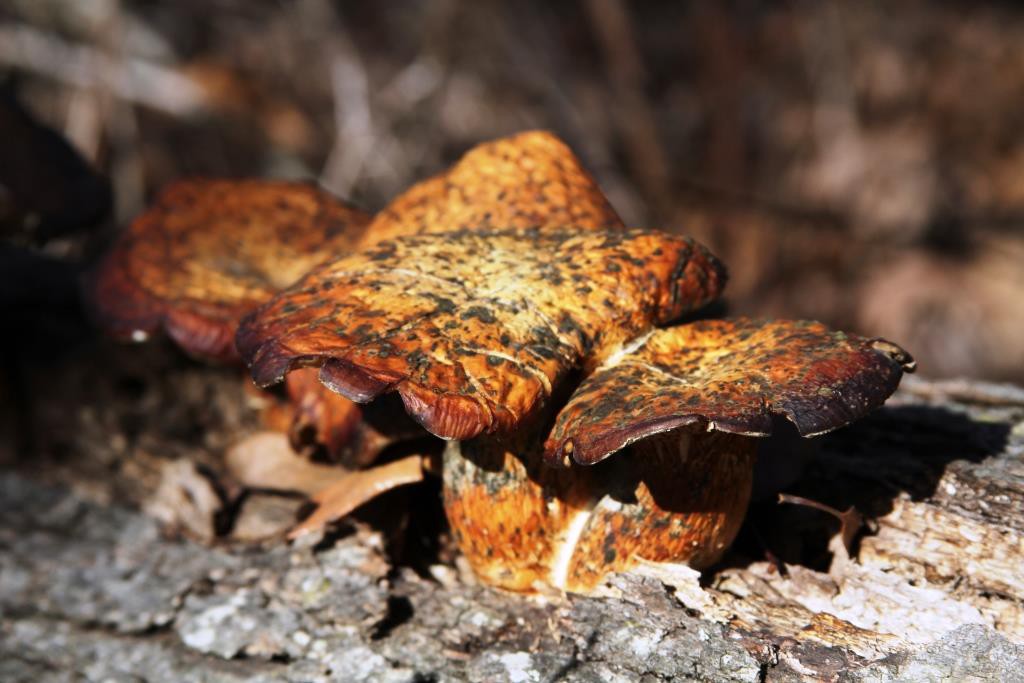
[237,228,725,439]
[87,131,622,471]
[535,319,913,591]
[88,178,370,362]
[89,132,914,595]
[247,129,637,533]
[85,178,385,465]
[236,218,912,592]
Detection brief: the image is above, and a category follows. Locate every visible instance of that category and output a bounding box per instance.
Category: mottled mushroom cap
[88,179,370,362]
[545,318,916,466]
[361,130,624,245]
[237,228,726,440]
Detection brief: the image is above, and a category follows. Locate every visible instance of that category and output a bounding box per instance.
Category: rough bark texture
[3,375,1024,682]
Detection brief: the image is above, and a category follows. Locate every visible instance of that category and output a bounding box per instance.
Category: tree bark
[2,375,1024,682]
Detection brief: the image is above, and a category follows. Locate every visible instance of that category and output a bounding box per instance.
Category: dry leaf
[288,455,427,539]
[231,493,306,543]
[144,458,223,542]
[225,431,350,496]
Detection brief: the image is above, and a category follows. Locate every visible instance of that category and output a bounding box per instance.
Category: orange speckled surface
[361,131,624,245]
[442,431,593,592]
[88,179,370,362]
[442,428,756,593]
[546,318,915,466]
[564,431,757,592]
[237,228,725,440]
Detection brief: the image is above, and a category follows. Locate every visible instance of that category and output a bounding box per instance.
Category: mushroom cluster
[89,131,913,594]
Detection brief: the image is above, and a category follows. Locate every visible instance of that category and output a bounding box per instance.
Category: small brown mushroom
[88,178,370,362]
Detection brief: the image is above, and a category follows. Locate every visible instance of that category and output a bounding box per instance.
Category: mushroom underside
[274,315,912,593]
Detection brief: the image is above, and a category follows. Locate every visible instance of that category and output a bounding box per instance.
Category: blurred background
[2,0,1023,382]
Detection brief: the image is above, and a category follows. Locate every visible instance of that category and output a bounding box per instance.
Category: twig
[0,23,207,117]
[582,0,672,219]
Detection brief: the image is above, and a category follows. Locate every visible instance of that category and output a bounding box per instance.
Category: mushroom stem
[563,430,757,591]
[441,428,757,594]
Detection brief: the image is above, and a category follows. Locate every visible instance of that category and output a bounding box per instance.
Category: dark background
[3,0,1023,382]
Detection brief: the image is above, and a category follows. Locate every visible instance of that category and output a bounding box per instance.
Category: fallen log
[2,372,1023,681]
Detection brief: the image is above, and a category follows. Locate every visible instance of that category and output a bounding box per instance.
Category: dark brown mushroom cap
[544,318,916,466]
[359,130,623,245]
[87,179,370,362]
[236,228,726,440]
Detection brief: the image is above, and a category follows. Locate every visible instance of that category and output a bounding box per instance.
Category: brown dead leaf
[231,493,306,543]
[225,431,349,496]
[288,455,427,540]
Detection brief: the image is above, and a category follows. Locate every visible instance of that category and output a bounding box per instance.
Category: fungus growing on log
[87,130,620,463]
[447,319,913,592]
[88,179,371,363]
[545,318,917,466]
[89,132,915,595]
[85,178,385,466]
[238,216,911,594]
[445,319,914,593]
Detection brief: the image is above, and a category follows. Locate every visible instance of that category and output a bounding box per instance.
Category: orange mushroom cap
[236,131,714,443]
[87,131,624,461]
[236,227,726,440]
[544,318,915,466]
[87,178,370,363]
[361,130,624,245]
